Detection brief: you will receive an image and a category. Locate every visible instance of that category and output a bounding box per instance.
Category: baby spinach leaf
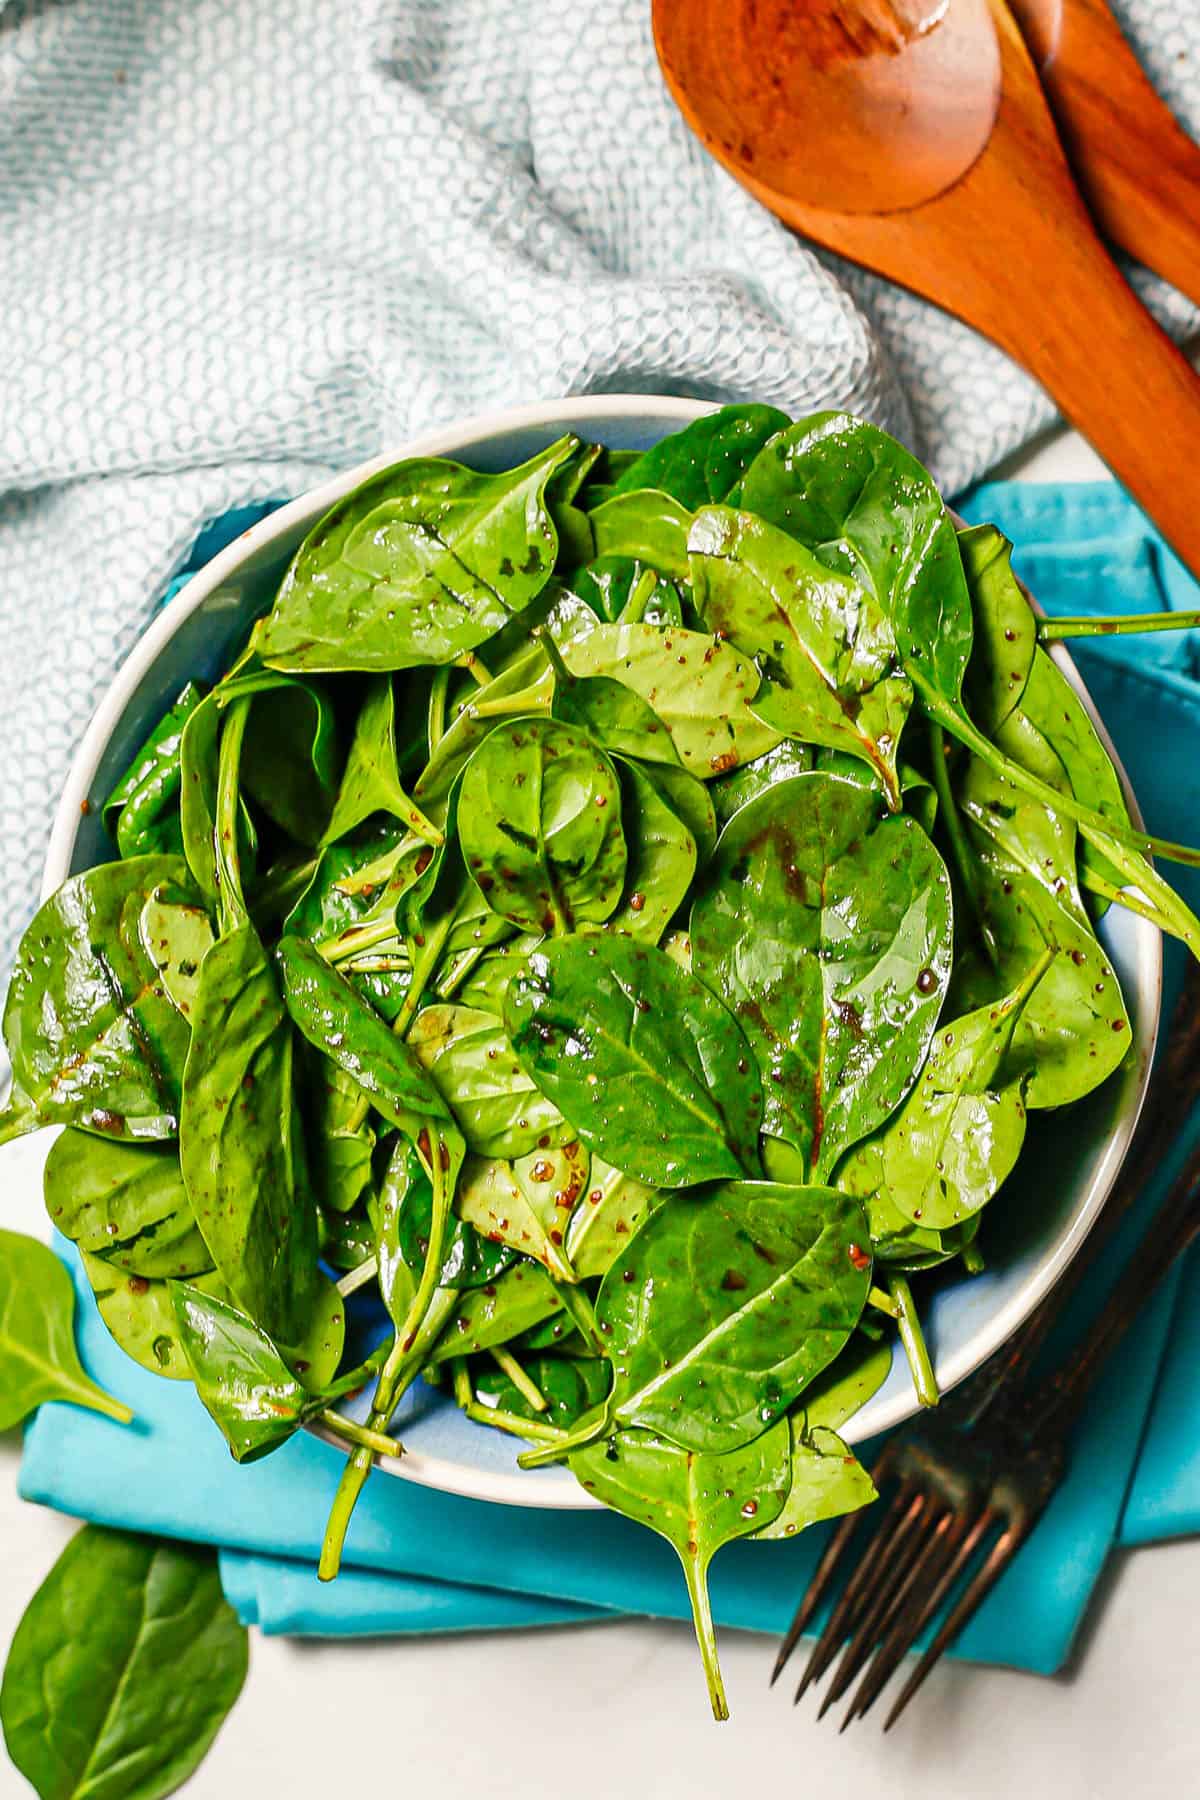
[838,951,1051,1231]
[594,1181,870,1452]
[799,1333,893,1430]
[456,1140,590,1282]
[104,681,203,859]
[0,1526,248,1800]
[172,1277,346,1460]
[303,1052,375,1215]
[740,411,973,708]
[639,762,717,866]
[412,643,553,812]
[710,740,813,828]
[750,1419,876,1540]
[474,1352,610,1431]
[459,718,627,935]
[561,621,781,777]
[240,676,340,846]
[564,1155,661,1279]
[504,935,762,1186]
[275,933,450,1134]
[690,771,952,1179]
[609,405,791,509]
[180,921,319,1343]
[550,658,682,768]
[605,759,697,943]
[587,489,693,579]
[408,1002,568,1158]
[571,1422,791,1719]
[80,1251,228,1381]
[137,882,215,1022]
[382,1139,514,1293]
[961,524,1036,733]
[690,506,911,808]
[4,856,200,1140]
[569,554,685,626]
[0,1231,133,1427]
[256,438,576,672]
[321,675,441,846]
[44,1132,212,1280]
[426,1262,563,1364]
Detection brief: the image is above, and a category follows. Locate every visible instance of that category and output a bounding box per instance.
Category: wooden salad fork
[652,0,1200,581]
[772,964,1200,1730]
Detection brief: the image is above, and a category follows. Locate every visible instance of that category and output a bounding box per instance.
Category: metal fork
[772,963,1200,1732]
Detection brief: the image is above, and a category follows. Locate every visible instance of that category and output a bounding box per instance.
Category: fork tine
[841,1506,990,1727]
[771,1442,899,1687]
[883,1514,1033,1732]
[797,1486,927,1705]
[816,1503,950,1719]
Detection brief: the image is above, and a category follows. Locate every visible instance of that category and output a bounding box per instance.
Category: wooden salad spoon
[1010,0,1200,307]
[653,0,1200,579]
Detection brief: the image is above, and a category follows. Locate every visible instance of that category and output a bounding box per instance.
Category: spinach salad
[5,406,1200,1721]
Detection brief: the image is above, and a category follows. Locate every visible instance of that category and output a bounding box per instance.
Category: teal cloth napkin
[19,481,1200,1669]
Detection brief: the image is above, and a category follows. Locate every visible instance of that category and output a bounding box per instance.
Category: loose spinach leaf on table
[0,1230,133,1427]
[0,1525,248,1800]
[44,1131,212,1279]
[690,505,912,808]
[505,935,762,1186]
[690,770,952,1179]
[4,856,202,1140]
[256,437,576,671]
[459,718,627,935]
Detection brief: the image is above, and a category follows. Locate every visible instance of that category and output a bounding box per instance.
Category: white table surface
[4,425,1199,1800]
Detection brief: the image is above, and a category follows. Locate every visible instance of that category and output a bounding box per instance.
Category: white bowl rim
[40,393,1162,1511]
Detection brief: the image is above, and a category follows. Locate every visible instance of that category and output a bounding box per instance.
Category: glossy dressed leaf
[456,1139,590,1282]
[569,554,684,626]
[283,826,419,944]
[504,935,762,1186]
[690,506,911,808]
[609,404,791,508]
[0,1525,247,1800]
[137,884,215,1022]
[740,412,973,707]
[571,1423,790,1719]
[426,1261,563,1364]
[710,740,813,829]
[275,933,450,1134]
[605,760,697,943]
[44,1132,212,1279]
[837,957,1049,1230]
[240,675,340,845]
[561,621,781,778]
[588,490,693,579]
[690,771,953,1179]
[321,675,439,844]
[4,856,200,1140]
[303,1054,375,1215]
[564,1155,661,1279]
[641,762,717,867]
[596,1181,871,1451]
[750,1419,876,1540]
[412,643,552,811]
[172,1280,345,1461]
[408,1002,568,1157]
[104,681,202,859]
[0,1231,133,1427]
[459,718,627,935]
[799,1333,893,1431]
[961,524,1036,733]
[180,674,309,899]
[179,921,318,1342]
[256,438,576,672]
[381,1139,514,1294]
[863,1187,981,1271]
[552,665,682,768]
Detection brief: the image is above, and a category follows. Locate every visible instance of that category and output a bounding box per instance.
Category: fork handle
[1021,1141,1200,1442]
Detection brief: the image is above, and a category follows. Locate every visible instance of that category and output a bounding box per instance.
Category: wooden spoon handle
[1011,0,1200,307]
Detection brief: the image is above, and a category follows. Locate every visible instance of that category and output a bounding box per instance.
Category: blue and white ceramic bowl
[43,397,1161,1508]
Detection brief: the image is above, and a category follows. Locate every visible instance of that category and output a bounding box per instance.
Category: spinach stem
[866,1286,899,1319]
[1080,866,1173,930]
[555,1282,607,1356]
[317,914,408,965]
[335,1257,378,1300]
[517,1407,609,1470]
[960,1241,986,1276]
[1038,609,1200,640]
[73,1376,135,1426]
[318,1410,402,1459]
[489,1346,548,1412]
[464,1403,568,1444]
[214,695,252,934]
[451,1357,472,1410]
[618,568,660,626]
[427,666,450,755]
[888,1273,939,1408]
[467,669,554,719]
[680,1554,730,1723]
[928,720,997,965]
[455,651,493,687]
